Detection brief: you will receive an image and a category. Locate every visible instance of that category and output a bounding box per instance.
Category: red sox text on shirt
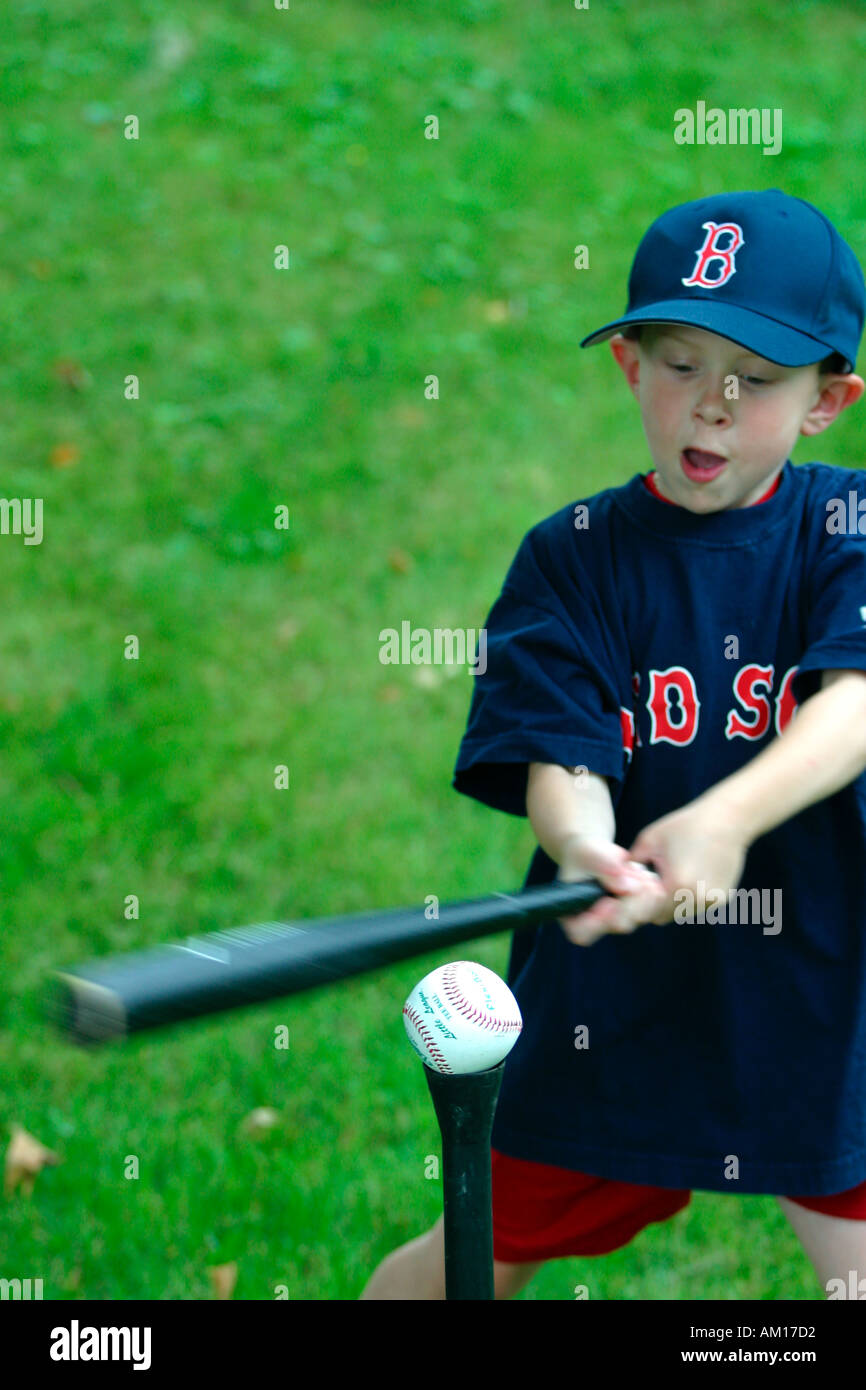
[620,664,799,759]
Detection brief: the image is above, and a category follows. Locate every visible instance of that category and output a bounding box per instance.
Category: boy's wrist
[557,831,604,869]
[536,828,603,872]
[689,781,757,849]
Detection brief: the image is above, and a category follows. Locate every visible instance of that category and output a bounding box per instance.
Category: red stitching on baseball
[403,1004,453,1073]
[440,964,521,1033]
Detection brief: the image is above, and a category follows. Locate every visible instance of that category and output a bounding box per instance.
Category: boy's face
[610,325,863,512]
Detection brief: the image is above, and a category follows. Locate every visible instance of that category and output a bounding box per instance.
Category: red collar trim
[642,470,782,507]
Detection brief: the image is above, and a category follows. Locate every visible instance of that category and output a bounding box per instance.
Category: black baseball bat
[425,1061,505,1300]
[51,879,604,1045]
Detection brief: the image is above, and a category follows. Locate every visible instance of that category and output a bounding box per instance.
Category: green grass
[1,0,863,1298]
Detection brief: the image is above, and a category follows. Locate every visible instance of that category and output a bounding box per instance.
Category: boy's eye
[666,361,771,386]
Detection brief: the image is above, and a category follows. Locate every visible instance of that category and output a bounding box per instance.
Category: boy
[361,189,866,1300]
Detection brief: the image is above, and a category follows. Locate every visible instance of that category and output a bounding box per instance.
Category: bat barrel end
[49,973,129,1046]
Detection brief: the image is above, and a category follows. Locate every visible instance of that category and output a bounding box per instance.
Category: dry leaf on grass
[377,684,402,704]
[4,1124,62,1196]
[392,403,426,429]
[49,442,80,469]
[387,548,413,574]
[51,359,92,391]
[209,1262,238,1300]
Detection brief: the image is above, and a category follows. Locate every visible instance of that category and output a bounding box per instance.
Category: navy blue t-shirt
[454,460,866,1194]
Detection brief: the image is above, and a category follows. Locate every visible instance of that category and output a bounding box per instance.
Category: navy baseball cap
[580,189,865,372]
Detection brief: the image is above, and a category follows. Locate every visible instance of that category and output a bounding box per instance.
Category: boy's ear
[609,334,642,400]
[800,372,865,436]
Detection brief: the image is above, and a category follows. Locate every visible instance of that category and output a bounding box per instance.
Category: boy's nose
[693,383,731,422]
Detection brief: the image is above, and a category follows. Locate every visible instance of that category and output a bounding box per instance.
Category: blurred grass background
[1,0,864,1299]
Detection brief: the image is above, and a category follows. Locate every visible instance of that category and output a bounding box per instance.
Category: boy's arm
[526,764,667,944]
[526,763,616,862]
[529,670,866,944]
[690,669,866,845]
[627,669,866,925]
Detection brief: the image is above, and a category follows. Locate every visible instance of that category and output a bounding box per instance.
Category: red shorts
[490,1147,866,1264]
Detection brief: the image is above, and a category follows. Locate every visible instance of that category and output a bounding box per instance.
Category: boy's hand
[627,799,749,925]
[556,835,668,946]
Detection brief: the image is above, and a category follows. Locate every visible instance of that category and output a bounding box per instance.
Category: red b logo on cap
[682,221,744,288]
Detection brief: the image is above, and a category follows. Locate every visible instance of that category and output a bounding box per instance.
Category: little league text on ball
[416,987,458,1039]
[433,1017,458,1039]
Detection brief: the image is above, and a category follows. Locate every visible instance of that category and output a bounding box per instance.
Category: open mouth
[680,449,728,482]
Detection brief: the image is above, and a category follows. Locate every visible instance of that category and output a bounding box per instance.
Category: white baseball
[402,961,523,1075]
